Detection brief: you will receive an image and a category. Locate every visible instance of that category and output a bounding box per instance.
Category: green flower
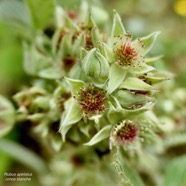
[59,78,109,141]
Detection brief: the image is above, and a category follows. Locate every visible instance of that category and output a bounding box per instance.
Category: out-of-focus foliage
[0,24,25,96]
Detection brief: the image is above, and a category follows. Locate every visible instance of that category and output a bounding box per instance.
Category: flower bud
[81,48,109,80]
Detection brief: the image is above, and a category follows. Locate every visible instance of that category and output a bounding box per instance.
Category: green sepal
[27,113,45,122]
[32,119,49,138]
[108,64,127,94]
[72,33,85,56]
[120,77,154,91]
[144,71,171,84]
[133,31,160,55]
[107,107,127,124]
[59,98,83,141]
[82,48,109,80]
[129,63,154,75]
[115,89,154,109]
[91,27,101,47]
[64,14,79,32]
[80,48,89,61]
[111,10,126,46]
[50,134,63,152]
[58,33,72,59]
[145,55,164,64]
[32,96,50,110]
[64,77,85,97]
[84,125,112,146]
[86,13,97,29]
[51,29,62,55]
[107,102,155,124]
[79,121,91,137]
[109,95,123,109]
[38,67,62,79]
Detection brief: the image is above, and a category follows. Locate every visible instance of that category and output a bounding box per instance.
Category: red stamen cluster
[76,84,107,116]
[115,41,139,66]
[111,120,139,146]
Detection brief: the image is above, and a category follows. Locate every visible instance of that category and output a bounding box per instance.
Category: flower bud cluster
[0,1,170,158]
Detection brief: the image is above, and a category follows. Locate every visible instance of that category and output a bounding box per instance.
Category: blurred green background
[0,0,186,185]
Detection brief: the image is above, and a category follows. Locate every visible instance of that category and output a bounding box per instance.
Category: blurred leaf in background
[0,0,31,96]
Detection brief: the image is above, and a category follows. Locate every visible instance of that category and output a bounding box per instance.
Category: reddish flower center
[76,84,106,115]
[116,124,138,142]
[115,41,139,66]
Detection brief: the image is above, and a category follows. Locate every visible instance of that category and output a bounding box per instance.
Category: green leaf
[84,125,112,146]
[0,0,32,39]
[145,55,164,64]
[111,10,126,45]
[129,63,154,74]
[59,98,83,141]
[38,67,62,79]
[23,42,51,75]
[163,156,186,186]
[120,77,154,91]
[108,64,127,94]
[64,77,85,97]
[0,139,48,175]
[133,32,160,55]
[82,48,109,79]
[0,95,15,137]
[25,0,55,29]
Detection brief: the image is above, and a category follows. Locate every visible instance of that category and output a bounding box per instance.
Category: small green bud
[82,48,109,80]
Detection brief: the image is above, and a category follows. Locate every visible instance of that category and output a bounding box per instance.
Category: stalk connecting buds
[110,120,139,148]
[76,84,107,116]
